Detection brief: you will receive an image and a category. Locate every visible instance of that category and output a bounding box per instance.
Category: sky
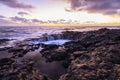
[0,0,120,26]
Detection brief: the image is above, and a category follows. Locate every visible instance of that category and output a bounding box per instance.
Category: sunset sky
[0,0,120,26]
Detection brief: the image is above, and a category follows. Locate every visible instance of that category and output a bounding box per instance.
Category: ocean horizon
[0,26,120,48]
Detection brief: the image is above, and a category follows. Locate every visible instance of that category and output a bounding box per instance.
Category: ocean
[0,26,120,48]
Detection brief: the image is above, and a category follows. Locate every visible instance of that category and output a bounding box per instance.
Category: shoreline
[0,28,120,80]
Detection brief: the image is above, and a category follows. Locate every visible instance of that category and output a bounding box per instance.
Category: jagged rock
[41,49,68,62]
[73,51,87,58]
[0,39,10,45]
[1,28,120,80]
[107,46,120,64]
[0,58,15,70]
[58,28,120,80]
[0,58,52,80]
[8,48,24,53]
[63,41,86,52]
[41,44,59,50]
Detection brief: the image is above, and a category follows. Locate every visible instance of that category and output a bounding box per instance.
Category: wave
[0,26,120,48]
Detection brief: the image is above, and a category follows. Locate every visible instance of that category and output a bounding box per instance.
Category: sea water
[0,26,120,48]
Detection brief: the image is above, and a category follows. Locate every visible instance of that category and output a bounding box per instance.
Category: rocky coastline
[0,28,120,80]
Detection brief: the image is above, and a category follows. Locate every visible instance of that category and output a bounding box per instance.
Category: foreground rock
[0,58,51,80]
[0,43,52,80]
[0,39,10,45]
[40,28,120,80]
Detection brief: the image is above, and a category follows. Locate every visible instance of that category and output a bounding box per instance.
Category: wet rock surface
[0,28,120,80]
[41,28,120,80]
[0,43,52,80]
[0,39,10,45]
[0,58,51,80]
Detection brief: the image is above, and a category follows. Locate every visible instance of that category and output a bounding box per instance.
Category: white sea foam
[31,39,70,45]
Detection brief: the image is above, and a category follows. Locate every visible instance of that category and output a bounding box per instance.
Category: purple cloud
[31,19,45,23]
[18,12,29,16]
[0,15,5,18]
[11,16,29,23]
[0,15,12,25]
[0,15,72,25]
[0,16,12,25]
[65,0,120,15]
[0,0,34,10]
[10,16,46,24]
[0,19,10,24]
[32,19,41,23]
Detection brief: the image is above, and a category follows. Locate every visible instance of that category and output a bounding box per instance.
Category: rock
[114,35,120,41]
[0,47,8,51]
[42,49,68,62]
[73,51,87,58]
[28,61,34,67]
[41,44,59,49]
[39,29,120,80]
[108,47,120,64]
[1,28,120,80]
[0,39,10,45]
[114,64,120,79]
[0,59,52,80]
[61,59,71,68]
[51,51,67,61]
[63,41,86,52]
[8,48,24,53]
[0,58,14,66]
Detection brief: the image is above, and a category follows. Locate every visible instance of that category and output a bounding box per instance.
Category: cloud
[11,16,29,23]
[18,12,29,16]
[0,16,45,25]
[10,16,46,24]
[0,15,80,26]
[65,8,72,12]
[0,19,10,24]
[65,0,120,15]
[0,0,34,10]
[0,15,12,25]
[31,19,45,23]
[0,15,5,18]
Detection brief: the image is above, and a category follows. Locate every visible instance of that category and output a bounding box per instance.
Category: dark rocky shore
[0,28,120,80]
